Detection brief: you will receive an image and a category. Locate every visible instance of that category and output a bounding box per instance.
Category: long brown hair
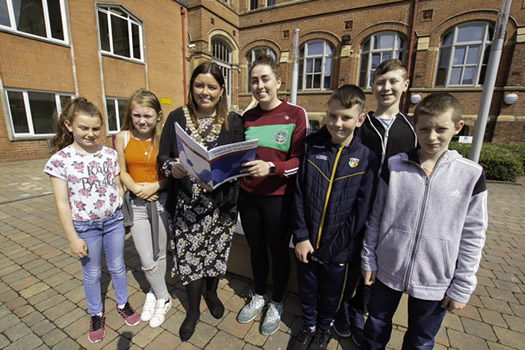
[50,97,103,153]
[121,89,164,148]
[187,61,230,131]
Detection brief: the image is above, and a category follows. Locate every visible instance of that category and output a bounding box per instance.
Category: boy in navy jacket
[291,85,378,350]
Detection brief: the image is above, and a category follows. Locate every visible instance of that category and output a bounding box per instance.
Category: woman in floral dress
[158,61,243,341]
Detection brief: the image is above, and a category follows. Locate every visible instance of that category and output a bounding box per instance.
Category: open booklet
[175,122,258,189]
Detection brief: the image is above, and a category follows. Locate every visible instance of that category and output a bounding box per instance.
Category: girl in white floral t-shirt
[44,98,140,344]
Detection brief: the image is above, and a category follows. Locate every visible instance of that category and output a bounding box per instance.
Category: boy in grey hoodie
[360,93,488,350]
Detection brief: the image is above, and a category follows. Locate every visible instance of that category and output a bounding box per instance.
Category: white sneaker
[261,302,283,336]
[150,298,172,328]
[141,292,156,322]
[237,293,266,324]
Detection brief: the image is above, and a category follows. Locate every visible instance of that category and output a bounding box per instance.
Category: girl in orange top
[115,89,171,328]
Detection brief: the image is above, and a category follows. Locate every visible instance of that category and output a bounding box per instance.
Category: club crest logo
[274,130,288,144]
[348,158,360,168]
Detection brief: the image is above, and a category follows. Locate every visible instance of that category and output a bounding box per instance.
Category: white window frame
[247,47,277,91]
[97,5,143,62]
[4,88,74,138]
[435,22,492,87]
[0,0,68,44]
[249,0,258,10]
[359,31,406,88]
[299,40,333,91]
[211,38,232,106]
[105,97,128,134]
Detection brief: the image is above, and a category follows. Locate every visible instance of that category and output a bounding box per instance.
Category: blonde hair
[121,89,164,148]
[50,97,102,153]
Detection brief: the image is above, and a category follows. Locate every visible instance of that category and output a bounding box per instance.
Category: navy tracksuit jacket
[292,126,378,330]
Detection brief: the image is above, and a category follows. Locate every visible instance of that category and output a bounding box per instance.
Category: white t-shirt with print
[44,145,122,222]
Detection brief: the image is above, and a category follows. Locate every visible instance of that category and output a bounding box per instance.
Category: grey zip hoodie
[361,149,488,303]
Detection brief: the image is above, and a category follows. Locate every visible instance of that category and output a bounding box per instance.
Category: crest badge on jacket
[348,158,360,168]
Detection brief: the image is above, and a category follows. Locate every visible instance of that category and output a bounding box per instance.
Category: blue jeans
[73,208,128,315]
[362,279,447,350]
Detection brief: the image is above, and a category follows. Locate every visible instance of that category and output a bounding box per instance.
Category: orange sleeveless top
[125,133,165,183]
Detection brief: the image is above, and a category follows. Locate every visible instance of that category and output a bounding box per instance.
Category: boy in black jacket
[290,85,378,350]
[335,59,417,346]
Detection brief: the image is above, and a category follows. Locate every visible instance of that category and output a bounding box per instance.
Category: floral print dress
[170,112,237,285]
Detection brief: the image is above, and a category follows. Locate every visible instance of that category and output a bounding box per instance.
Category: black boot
[204,277,224,319]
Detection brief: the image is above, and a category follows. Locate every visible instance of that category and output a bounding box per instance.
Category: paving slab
[0,160,523,349]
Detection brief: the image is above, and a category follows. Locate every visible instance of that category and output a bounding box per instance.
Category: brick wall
[2,0,524,162]
[0,0,184,162]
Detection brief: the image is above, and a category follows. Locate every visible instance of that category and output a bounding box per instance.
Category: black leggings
[238,190,293,303]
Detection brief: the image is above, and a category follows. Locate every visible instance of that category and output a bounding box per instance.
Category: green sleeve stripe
[245,124,297,152]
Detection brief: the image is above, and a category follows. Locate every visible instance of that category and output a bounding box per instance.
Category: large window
[299,40,333,91]
[247,47,277,91]
[212,38,232,105]
[435,22,492,87]
[97,6,143,61]
[0,0,67,43]
[5,89,73,137]
[106,97,128,133]
[359,32,406,88]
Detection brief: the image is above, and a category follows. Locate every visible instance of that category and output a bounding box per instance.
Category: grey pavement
[0,158,524,349]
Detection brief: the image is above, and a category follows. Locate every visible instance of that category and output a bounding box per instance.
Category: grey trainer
[261,302,283,335]
[237,294,265,323]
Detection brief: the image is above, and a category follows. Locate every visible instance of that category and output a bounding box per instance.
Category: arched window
[435,22,492,87]
[246,47,277,91]
[211,38,232,105]
[299,40,333,91]
[359,31,406,88]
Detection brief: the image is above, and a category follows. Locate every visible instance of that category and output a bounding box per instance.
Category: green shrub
[449,142,523,182]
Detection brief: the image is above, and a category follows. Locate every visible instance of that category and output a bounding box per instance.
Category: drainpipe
[181,7,188,104]
[404,0,419,112]
[470,0,512,163]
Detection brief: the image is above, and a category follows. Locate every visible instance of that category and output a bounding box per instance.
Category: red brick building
[0,0,186,162]
[188,0,524,142]
[0,0,523,162]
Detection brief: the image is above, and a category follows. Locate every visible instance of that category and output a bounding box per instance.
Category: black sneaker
[350,309,365,347]
[290,326,315,350]
[333,318,351,338]
[308,330,330,350]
